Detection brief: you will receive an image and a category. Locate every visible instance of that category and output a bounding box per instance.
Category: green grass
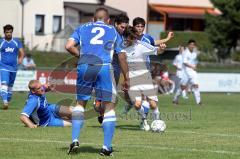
[0,92,240,159]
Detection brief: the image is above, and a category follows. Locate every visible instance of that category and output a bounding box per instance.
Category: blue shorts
[47,104,64,127]
[76,64,116,103]
[0,70,17,87]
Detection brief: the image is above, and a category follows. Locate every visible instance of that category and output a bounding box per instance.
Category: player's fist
[159,43,167,50]
[167,32,174,39]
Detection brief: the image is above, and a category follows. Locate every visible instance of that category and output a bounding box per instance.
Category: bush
[160,31,213,51]
[231,51,240,62]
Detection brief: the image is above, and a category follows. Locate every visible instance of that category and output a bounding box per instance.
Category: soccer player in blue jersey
[95,14,130,123]
[20,80,72,128]
[0,24,25,109]
[65,8,129,156]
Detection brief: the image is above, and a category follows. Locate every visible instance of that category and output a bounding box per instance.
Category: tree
[205,0,240,61]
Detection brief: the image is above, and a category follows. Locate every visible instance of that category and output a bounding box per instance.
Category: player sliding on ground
[122,26,166,131]
[20,80,72,128]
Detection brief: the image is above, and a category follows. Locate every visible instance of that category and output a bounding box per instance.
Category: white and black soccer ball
[151,120,166,132]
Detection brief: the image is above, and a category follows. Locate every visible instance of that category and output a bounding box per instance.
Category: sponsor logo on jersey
[5,47,14,53]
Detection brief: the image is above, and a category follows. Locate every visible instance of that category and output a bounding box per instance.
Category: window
[53,16,62,33]
[35,15,45,35]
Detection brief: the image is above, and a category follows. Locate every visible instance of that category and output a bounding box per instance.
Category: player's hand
[121,80,130,92]
[159,43,167,51]
[191,65,197,70]
[18,59,23,65]
[167,32,174,40]
[29,124,38,128]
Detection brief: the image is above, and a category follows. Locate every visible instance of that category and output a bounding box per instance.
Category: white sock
[173,88,182,101]
[137,106,146,119]
[182,90,187,98]
[152,107,160,120]
[193,87,201,104]
[169,82,175,93]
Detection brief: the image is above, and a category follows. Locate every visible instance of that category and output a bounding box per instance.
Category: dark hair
[188,39,196,44]
[114,14,129,25]
[133,17,145,26]
[3,24,14,32]
[26,54,32,58]
[123,26,139,46]
[94,7,109,19]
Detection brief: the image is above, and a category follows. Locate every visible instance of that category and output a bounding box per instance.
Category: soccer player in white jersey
[173,46,188,99]
[122,26,166,130]
[173,40,201,105]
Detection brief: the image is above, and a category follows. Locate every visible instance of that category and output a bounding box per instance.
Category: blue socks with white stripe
[102,110,116,150]
[72,107,84,142]
[7,87,13,102]
[0,85,8,104]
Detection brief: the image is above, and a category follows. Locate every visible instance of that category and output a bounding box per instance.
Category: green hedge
[160,31,213,51]
[28,51,76,69]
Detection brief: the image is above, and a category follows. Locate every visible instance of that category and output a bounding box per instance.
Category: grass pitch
[0,92,239,159]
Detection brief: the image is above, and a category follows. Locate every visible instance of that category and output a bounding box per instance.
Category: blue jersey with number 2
[70,21,122,65]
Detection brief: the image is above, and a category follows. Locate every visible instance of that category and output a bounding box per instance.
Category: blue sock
[102,110,116,150]
[72,107,84,142]
[7,87,13,102]
[1,85,8,104]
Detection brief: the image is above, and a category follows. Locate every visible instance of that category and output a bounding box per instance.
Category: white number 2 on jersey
[90,27,105,45]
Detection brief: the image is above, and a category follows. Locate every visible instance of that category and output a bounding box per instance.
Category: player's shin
[142,100,150,117]
[72,106,84,142]
[136,105,147,120]
[173,87,182,102]
[152,107,160,120]
[192,87,201,104]
[102,109,116,150]
[0,85,8,104]
[7,87,13,102]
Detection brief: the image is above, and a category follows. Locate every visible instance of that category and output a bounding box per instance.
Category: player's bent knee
[63,120,72,127]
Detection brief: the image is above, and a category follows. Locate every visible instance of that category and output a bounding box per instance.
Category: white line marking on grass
[0,137,239,156]
[168,130,240,138]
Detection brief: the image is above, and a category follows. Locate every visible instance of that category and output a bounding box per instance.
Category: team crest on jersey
[5,47,14,53]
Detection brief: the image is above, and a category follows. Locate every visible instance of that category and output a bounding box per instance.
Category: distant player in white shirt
[173,40,201,105]
[122,26,166,130]
[173,46,188,99]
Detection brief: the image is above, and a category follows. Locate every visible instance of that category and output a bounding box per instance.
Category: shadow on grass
[116,124,140,131]
[59,146,99,155]
[88,124,140,131]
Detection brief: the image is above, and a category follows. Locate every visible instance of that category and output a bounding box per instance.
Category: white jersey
[173,53,184,78]
[182,48,198,78]
[122,40,157,78]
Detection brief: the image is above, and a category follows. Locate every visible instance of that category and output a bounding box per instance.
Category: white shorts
[180,72,198,85]
[128,72,158,102]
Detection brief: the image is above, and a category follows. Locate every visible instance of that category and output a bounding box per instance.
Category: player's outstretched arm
[118,52,129,90]
[154,32,174,46]
[19,115,38,128]
[65,39,80,58]
[18,48,25,64]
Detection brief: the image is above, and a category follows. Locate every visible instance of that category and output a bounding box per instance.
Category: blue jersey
[70,21,122,65]
[140,34,155,46]
[21,93,52,126]
[0,38,23,72]
[139,34,155,66]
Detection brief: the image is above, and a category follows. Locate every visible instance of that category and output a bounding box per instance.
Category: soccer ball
[151,120,166,132]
